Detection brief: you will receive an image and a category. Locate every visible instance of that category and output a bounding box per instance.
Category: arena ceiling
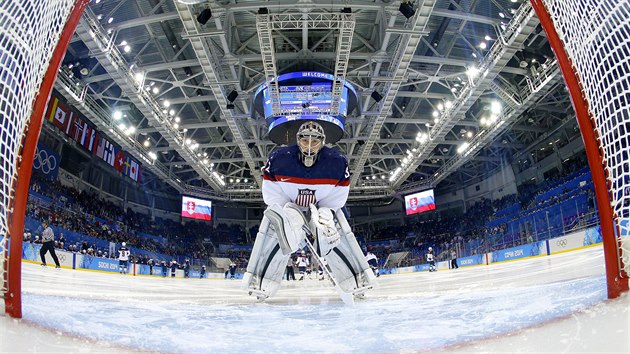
[54,0,580,204]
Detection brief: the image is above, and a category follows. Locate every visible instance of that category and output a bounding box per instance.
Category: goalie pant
[243,204,376,299]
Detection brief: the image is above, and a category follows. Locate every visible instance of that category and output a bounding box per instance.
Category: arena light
[123,45,131,53]
[173,123,179,129]
[491,100,502,114]
[134,72,144,84]
[152,87,159,94]
[148,152,157,160]
[466,66,479,79]
[113,111,122,120]
[479,42,487,49]
[143,140,150,147]
[169,109,175,116]
[174,116,180,123]
[163,100,170,107]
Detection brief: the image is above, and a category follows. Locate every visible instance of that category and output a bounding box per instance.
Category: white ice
[1,246,629,353]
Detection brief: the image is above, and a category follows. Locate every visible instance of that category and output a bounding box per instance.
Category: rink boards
[381,225,604,274]
[20,225,605,278]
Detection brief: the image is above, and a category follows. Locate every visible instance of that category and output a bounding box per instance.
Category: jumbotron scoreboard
[252,71,359,145]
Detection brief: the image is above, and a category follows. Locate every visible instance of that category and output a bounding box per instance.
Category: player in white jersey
[365,251,379,277]
[426,247,436,272]
[296,251,310,280]
[244,121,376,301]
[118,242,131,274]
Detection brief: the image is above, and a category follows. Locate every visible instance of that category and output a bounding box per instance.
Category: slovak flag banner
[181,196,212,221]
[404,189,436,216]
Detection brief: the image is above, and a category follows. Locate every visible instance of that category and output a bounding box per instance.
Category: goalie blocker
[243,204,376,300]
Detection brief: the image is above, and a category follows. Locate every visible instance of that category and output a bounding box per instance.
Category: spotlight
[196,9,212,25]
[226,90,238,102]
[371,91,383,102]
[258,7,269,15]
[399,2,415,19]
[341,7,352,13]
[226,103,235,110]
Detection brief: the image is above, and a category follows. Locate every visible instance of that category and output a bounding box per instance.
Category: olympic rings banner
[34,143,60,180]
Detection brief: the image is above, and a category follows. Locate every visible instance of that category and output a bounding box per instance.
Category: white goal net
[539,0,630,276]
[1,0,77,311]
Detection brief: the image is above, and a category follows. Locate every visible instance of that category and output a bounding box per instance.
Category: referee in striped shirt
[40,221,61,268]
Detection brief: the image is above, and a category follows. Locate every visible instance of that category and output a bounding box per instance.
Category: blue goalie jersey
[262,145,350,210]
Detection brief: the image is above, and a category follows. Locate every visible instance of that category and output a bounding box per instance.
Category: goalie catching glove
[310,204,341,255]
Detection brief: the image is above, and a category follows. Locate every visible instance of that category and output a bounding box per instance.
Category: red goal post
[1,0,89,318]
[530,0,630,298]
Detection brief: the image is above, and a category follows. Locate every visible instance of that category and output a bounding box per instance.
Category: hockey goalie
[243,121,377,302]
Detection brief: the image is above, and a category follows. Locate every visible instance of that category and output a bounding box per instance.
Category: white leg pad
[243,217,290,299]
[322,209,377,296]
[264,203,308,255]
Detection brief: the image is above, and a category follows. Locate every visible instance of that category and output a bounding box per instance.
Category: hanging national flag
[123,156,132,176]
[80,123,92,147]
[71,117,84,142]
[46,96,59,123]
[64,111,74,135]
[129,158,140,181]
[96,136,106,159]
[113,150,126,172]
[102,140,116,166]
[88,130,98,153]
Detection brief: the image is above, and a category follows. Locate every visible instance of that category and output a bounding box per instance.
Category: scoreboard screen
[404,189,436,216]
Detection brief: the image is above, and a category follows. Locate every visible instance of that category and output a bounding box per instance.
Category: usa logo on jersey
[295,188,316,208]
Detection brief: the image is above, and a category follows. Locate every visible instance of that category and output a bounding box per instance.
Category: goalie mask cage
[531,0,630,298]
[1,0,89,318]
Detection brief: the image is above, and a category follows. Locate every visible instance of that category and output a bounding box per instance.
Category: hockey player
[161,261,168,277]
[118,242,130,274]
[244,120,376,300]
[183,259,191,278]
[296,250,310,280]
[229,262,237,279]
[426,247,436,272]
[170,260,178,277]
[365,251,379,277]
[200,265,206,279]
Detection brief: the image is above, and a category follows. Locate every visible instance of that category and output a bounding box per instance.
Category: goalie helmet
[122,242,126,247]
[428,247,432,252]
[296,121,325,167]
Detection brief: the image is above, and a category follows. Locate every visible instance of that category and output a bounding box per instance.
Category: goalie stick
[301,225,355,306]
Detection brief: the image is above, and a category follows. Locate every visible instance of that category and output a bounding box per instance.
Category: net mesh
[0,0,76,296]
[540,0,630,275]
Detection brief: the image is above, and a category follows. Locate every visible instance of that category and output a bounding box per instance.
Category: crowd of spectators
[25,154,595,272]
[361,161,595,267]
[26,171,234,265]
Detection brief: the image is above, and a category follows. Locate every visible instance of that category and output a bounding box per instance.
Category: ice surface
[1,246,629,353]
